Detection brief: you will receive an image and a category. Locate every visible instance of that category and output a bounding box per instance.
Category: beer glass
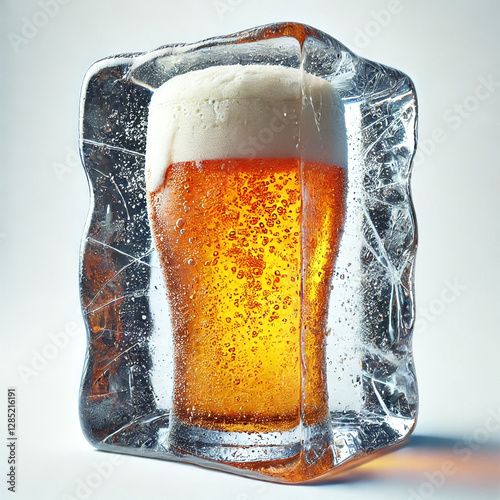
[79,23,419,482]
[145,64,347,463]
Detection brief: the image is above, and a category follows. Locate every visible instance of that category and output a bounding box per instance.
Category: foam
[145,64,346,193]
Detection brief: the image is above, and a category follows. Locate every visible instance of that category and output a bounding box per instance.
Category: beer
[145,64,347,456]
[149,157,345,432]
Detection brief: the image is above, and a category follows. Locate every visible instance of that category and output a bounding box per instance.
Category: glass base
[168,414,333,463]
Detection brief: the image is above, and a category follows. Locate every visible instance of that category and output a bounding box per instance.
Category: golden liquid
[148,158,345,433]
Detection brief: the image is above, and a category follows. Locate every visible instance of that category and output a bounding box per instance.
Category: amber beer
[145,65,346,457]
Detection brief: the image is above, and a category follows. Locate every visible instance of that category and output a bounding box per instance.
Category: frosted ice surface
[79,22,417,483]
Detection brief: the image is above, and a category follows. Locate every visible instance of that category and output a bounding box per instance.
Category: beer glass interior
[146,59,347,465]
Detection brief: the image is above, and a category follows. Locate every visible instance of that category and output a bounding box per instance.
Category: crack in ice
[86,289,149,314]
[362,115,404,160]
[89,168,132,220]
[88,238,154,266]
[83,139,146,157]
[98,341,144,373]
[85,244,154,309]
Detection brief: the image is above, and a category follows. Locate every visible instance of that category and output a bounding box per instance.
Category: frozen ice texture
[79,22,418,483]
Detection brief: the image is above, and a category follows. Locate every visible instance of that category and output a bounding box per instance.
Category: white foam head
[145,64,346,192]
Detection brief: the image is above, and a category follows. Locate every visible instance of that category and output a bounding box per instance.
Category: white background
[1,1,499,499]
